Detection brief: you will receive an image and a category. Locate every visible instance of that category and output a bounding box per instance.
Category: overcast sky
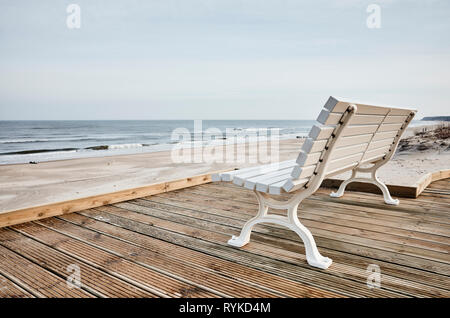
[0,0,449,120]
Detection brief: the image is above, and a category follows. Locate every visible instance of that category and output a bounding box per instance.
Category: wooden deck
[0,179,449,298]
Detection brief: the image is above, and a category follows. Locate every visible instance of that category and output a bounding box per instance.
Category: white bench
[212,96,416,269]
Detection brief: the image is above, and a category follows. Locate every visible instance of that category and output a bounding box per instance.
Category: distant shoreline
[421,116,450,121]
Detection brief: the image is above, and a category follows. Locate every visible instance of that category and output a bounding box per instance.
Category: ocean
[0,120,433,165]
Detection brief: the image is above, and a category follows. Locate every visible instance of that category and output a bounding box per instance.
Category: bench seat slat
[377,123,403,133]
[308,125,335,141]
[326,153,363,174]
[384,115,409,124]
[268,180,289,195]
[372,130,398,141]
[362,145,391,161]
[317,110,409,126]
[335,134,373,147]
[234,169,286,186]
[214,159,296,183]
[311,123,403,142]
[291,164,317,179]
[301,138,327,153]
[296,151,321,166]
[345,125,378,136]
[281,177,307,193]
[243,167,295,190]
[255,173,294,193]
[324,162,361,178]
[325,96,413,116]
[329,143,369,161]
[270,178,308,195]
[367,137,395,151]
[317,110,381,126]
[317,110,380,125]
[233,169,272,186]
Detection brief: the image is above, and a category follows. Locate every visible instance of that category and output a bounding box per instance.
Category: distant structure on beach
[422,116,450,121]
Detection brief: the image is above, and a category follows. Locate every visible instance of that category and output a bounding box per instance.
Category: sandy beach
[0,124,448,214]
[0,138,304,213]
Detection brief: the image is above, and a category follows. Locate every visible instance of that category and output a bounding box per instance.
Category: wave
[85,143,147,151]
[0,138,53,144]
[0,136,125,144]
[106,143,146,150]
[0,148,79,156]
[0,142,150,155]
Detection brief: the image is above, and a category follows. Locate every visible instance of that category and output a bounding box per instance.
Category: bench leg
[330,167,399,205]
[227,191,268,248]
[228,191,332,269]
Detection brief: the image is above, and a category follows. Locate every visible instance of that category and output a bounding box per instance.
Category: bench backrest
[286,96,416,192]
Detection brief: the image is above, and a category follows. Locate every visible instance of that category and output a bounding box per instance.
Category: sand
[0,139,303,213]
[0,125,448,214]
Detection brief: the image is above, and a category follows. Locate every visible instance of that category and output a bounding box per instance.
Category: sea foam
[108,143,144,150]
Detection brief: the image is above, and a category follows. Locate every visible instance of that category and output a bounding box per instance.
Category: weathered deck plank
[0,178,449,298]
[11,222,217,297]
[0,244,94,297]
[30,217,284,298]
[0,228,158,298]
[0,273,35,298]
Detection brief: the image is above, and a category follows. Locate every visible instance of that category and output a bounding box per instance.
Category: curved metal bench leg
[228,190,332,269]
[330,166,399,205]
[287,205,332,269]
[372,172,399,205]
[330,170,356,198]
[228,192,268,248]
